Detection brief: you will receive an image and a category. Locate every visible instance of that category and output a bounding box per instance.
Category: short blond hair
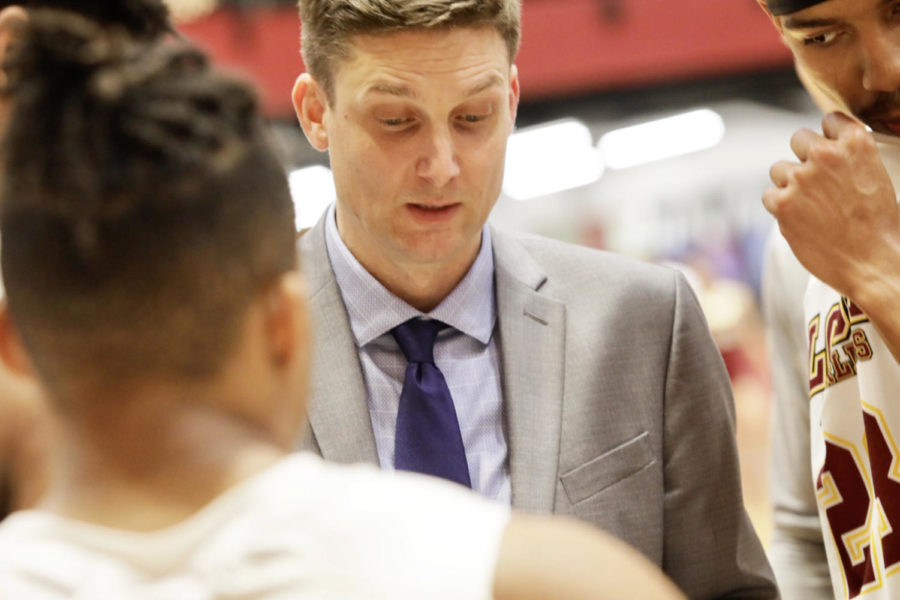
[299,0,521,103]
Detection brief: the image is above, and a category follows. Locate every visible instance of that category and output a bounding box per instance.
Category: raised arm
[764,112,900,365]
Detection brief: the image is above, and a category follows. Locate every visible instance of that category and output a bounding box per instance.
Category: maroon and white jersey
[808,133,900,600]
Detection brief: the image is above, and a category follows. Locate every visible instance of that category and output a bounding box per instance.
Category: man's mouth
[857,99,900,134]
[882,118,900,135]
[406,202,461,221]
[412,204,455,211]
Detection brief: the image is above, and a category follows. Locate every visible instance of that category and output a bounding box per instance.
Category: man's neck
[370,259,477,313]
[42,396,285,532]
[330,205,486,313]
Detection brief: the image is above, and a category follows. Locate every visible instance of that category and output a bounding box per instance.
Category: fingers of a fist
[789,128,819,162]
[769,160,795,188]
[822,111,877,159]
[789,114,873,166]
[821,111,861,141]
[763,161,809,215]
[762,187,784,215]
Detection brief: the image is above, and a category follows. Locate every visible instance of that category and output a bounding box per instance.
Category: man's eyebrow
[782,16,839,29]
[362,74,505,100]
[364,82,416,98]
[465,74,504,97]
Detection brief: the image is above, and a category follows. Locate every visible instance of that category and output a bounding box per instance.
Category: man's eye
[803,31,839,46]
[459,114,487,124]
[380,117,409,127]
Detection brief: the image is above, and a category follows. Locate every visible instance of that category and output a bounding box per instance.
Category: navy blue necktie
[391,318,471,488]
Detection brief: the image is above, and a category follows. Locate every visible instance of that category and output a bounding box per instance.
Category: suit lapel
[492,227,566,513]
[298,217,379,464]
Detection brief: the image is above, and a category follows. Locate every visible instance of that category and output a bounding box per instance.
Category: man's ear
[0,6,27,89]
[292,73,330,152]
[508,64,520,127]
[261,271,309,370]
[0,302,33,378]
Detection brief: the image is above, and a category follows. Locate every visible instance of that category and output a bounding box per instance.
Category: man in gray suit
[291,1,777,597]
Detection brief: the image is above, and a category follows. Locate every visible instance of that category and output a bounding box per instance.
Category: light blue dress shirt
[324,206,511,504]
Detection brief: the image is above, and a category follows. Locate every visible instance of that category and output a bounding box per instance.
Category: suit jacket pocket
[560,431,654,505]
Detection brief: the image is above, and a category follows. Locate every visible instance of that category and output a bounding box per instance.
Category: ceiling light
[598,109,725,170]
[503,119,603,201]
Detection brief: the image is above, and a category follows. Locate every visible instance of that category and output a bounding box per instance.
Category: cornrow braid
[5,16,254,225]
[1,14,297,388]
[0,0,171,39]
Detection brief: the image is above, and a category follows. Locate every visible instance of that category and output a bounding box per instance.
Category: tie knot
[391,318,444,364]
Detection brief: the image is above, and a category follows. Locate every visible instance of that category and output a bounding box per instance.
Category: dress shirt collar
[324,204,496,347]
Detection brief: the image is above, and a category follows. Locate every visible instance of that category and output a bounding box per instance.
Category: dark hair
[764,0,828,16]
[1,14,297,390]
[0,0,172,39]
[299,0,521,103]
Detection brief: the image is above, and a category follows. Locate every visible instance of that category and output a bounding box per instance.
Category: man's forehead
[766,0,829,16]
[333,29,510,93]
[344,26,508,59]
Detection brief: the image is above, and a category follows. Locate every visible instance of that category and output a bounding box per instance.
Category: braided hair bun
[0,14,297,382]
[4,12,257,224]
[0,0,171,38]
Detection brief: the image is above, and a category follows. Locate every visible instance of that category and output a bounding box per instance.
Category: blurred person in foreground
[0,0,172,522]
[291,1,776,597]
[758,0,900,598]
[0,14,688,600]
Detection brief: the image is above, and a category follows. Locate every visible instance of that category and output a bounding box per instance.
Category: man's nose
[861,29,900,93]
[416,125,460,188]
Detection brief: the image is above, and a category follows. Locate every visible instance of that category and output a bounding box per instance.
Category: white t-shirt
[0,453,510,600]
[807,133,900,599]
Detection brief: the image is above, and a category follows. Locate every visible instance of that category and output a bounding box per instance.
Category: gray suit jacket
[298,217,778,599]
